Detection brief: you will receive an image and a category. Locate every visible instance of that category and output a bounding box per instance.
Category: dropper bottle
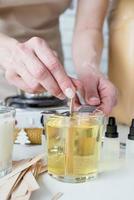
[102,117,120,160]
[126,119,134,159]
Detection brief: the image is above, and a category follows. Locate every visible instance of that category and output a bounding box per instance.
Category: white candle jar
[0,106,15,178]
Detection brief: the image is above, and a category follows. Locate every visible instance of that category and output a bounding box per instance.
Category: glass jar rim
[45,109,104,120]
[74,109,104,117]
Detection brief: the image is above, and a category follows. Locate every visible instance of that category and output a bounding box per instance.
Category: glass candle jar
[0,106,15,178]
[45,108,104,183]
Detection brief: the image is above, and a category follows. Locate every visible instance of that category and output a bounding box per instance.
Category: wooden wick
[65,126,74,176]
[69,98,73,116]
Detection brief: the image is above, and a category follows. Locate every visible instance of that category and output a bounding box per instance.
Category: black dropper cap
[128,119,134,140]
[105,117,118,138]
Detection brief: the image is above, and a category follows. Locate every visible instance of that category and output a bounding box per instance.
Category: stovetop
[5,95,67,108]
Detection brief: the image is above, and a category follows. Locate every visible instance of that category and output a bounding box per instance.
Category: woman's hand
[73,66,117,115]
[0,36,75,99]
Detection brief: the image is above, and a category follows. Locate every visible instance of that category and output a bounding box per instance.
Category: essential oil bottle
[126,119,134,159]
[102,117,120,160]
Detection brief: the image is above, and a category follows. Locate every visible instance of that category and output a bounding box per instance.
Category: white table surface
[13,125,134,200]
[32,161,134,200]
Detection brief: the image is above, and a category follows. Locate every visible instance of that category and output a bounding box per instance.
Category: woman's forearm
[72,28,103,75]
[73,0,108,76]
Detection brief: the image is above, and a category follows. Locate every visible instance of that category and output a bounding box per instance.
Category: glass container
[0,106,15,178]
[45,108,104,183]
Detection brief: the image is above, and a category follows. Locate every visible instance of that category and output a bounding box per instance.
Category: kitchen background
[59,0,108,76]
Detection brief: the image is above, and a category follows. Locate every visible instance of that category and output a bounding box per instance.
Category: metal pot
[18,90,52,99]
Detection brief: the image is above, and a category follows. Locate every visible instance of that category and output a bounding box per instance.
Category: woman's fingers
[71,77,85,100]
[15,62,44,93]
[71,77,85,110]
[5,71,44,93]
[4,37,76,99]
[84,76,100,105]
[27,37,76,98]
[73,71,117,115]
[5,71,30,92]
[73,94,81,111]
[79,67,101,106]
[98,77,117,115]
[14,44,65,99]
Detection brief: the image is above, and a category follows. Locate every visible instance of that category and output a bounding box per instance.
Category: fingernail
[89,97,100,104]
[57,93,65,100]
[65,88,75,98]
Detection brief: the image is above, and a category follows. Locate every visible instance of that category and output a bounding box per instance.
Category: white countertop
[32,161,134,200]
[13,125,133,200]
[13,143,134,200]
